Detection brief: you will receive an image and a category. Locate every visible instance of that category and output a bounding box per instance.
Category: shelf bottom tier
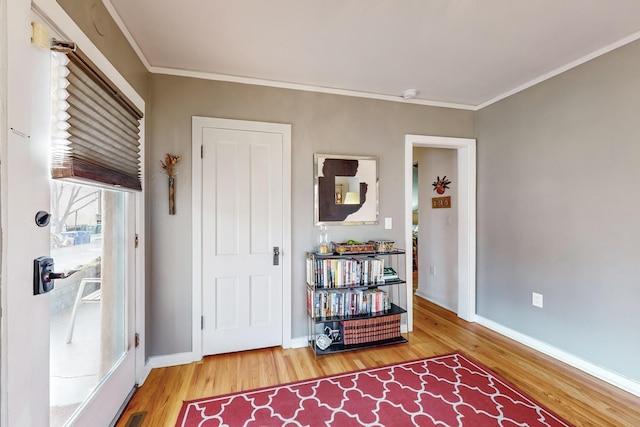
[310,336,408,355]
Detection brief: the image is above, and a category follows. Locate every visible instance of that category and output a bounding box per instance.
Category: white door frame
[192,117,292,360]
[404,135,476,328]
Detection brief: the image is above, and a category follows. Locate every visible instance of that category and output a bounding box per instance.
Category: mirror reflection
[334,176,360,204]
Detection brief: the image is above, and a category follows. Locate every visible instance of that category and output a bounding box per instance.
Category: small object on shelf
[371,240,394,252]
[316,334,332,350]
[333,241,376,254]
[383,267,398,280]
[318,225,330,254]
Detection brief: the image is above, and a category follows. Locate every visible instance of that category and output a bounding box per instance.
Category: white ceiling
[105,0,640,109]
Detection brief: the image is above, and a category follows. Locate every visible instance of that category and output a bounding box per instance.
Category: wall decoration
[314,154,378,225]
[432,196,451,209]
[432,176,451,194]
[161,153,181,215]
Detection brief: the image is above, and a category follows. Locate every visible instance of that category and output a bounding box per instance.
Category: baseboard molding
[290,336,308,349]
[137,361,152,386]
[414,290,456,314]
[144,339,311,372]
[475,315,640,397]
[146,351,200,370]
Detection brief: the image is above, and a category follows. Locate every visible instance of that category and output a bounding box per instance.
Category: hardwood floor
[116,295,640,426]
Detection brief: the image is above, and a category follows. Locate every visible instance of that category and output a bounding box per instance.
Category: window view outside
[49,182,127,426]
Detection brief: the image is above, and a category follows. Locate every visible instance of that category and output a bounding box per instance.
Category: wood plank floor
[116,294,640,427]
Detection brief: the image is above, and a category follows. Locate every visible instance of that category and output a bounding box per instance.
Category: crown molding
[151,66,477,110]
[102,0,151,70]
[476,29,640,109]
[104,1,640,112]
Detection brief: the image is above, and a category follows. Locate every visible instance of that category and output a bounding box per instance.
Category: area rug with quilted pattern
[175,352,572,427]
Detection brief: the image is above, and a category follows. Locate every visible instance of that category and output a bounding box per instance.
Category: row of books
[307,287,391,319]
[306,255,385,288]
[342,314,401,345]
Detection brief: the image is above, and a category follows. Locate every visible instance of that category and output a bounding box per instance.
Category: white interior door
[199,120,287,355]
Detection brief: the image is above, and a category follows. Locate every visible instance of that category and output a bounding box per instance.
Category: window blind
[51,47,143,191]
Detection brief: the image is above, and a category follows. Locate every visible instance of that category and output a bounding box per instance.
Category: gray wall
[148,74,475,355]
[477,39,640,381]
[57,0,149,99]
[57,1,640,382]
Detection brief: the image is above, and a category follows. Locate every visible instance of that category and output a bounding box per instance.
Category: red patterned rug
[176,352,572,427]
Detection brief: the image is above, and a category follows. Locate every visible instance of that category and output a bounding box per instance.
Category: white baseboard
[414,290,457,314]
[146,351,200,370]
[143,339,310,375]
[136,361,152,386]
[475,315,640,397]
[290,336,308,349]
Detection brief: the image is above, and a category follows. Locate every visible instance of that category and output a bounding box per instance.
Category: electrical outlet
[532,292,543,308]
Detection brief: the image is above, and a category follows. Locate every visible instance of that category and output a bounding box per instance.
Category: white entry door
[194,117,291,356]
[2,9,143,426]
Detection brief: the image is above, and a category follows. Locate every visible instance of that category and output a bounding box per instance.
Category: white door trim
[192,117,292,361]
[405,135,477,327]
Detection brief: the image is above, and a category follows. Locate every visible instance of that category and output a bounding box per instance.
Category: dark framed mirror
[314,153,379,225]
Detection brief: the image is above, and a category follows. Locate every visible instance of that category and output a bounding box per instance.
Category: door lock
[33,256,78,295]
[273,246,280,266]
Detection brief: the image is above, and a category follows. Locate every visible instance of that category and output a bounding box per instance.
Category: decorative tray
[332,242,376,254]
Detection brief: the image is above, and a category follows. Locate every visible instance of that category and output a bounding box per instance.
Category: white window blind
[51,48,143,191]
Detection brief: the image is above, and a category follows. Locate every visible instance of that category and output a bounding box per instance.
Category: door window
[49,182,128,426]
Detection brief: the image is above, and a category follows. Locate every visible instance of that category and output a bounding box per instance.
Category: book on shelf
[307,288,390,319]
[308,256,385,288]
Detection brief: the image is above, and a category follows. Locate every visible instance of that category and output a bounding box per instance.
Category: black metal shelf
[306,249,408,357]
[311,303,406,324]
[311,336,409,355]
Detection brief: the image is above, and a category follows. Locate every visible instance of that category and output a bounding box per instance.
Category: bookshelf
[306,249,408,355]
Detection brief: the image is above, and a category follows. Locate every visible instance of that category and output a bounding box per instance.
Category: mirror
[314,154,378,225]
[334,177,361,204]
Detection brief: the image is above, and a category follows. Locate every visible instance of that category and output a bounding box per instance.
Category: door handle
[46,270,79,281]
[34,256,79,295]
[273,246,280,266]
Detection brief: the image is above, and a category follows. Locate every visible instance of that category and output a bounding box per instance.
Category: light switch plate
[532,292,543,308]
[384,217,392,229]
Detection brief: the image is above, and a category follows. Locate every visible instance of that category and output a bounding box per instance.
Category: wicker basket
[341,314,401,345]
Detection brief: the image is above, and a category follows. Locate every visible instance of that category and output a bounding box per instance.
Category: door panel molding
[192,117,292,361]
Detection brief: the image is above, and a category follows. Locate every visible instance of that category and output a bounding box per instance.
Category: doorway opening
[404,135,476,330]
[412,148,459,312]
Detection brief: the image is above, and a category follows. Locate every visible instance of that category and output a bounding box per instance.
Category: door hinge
[135,233,139,248]
[201,315,204,330]
[135,333,140,348]
[201,145,203,158]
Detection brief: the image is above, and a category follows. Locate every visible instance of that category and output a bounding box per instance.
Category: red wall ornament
[432,176,451,194]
